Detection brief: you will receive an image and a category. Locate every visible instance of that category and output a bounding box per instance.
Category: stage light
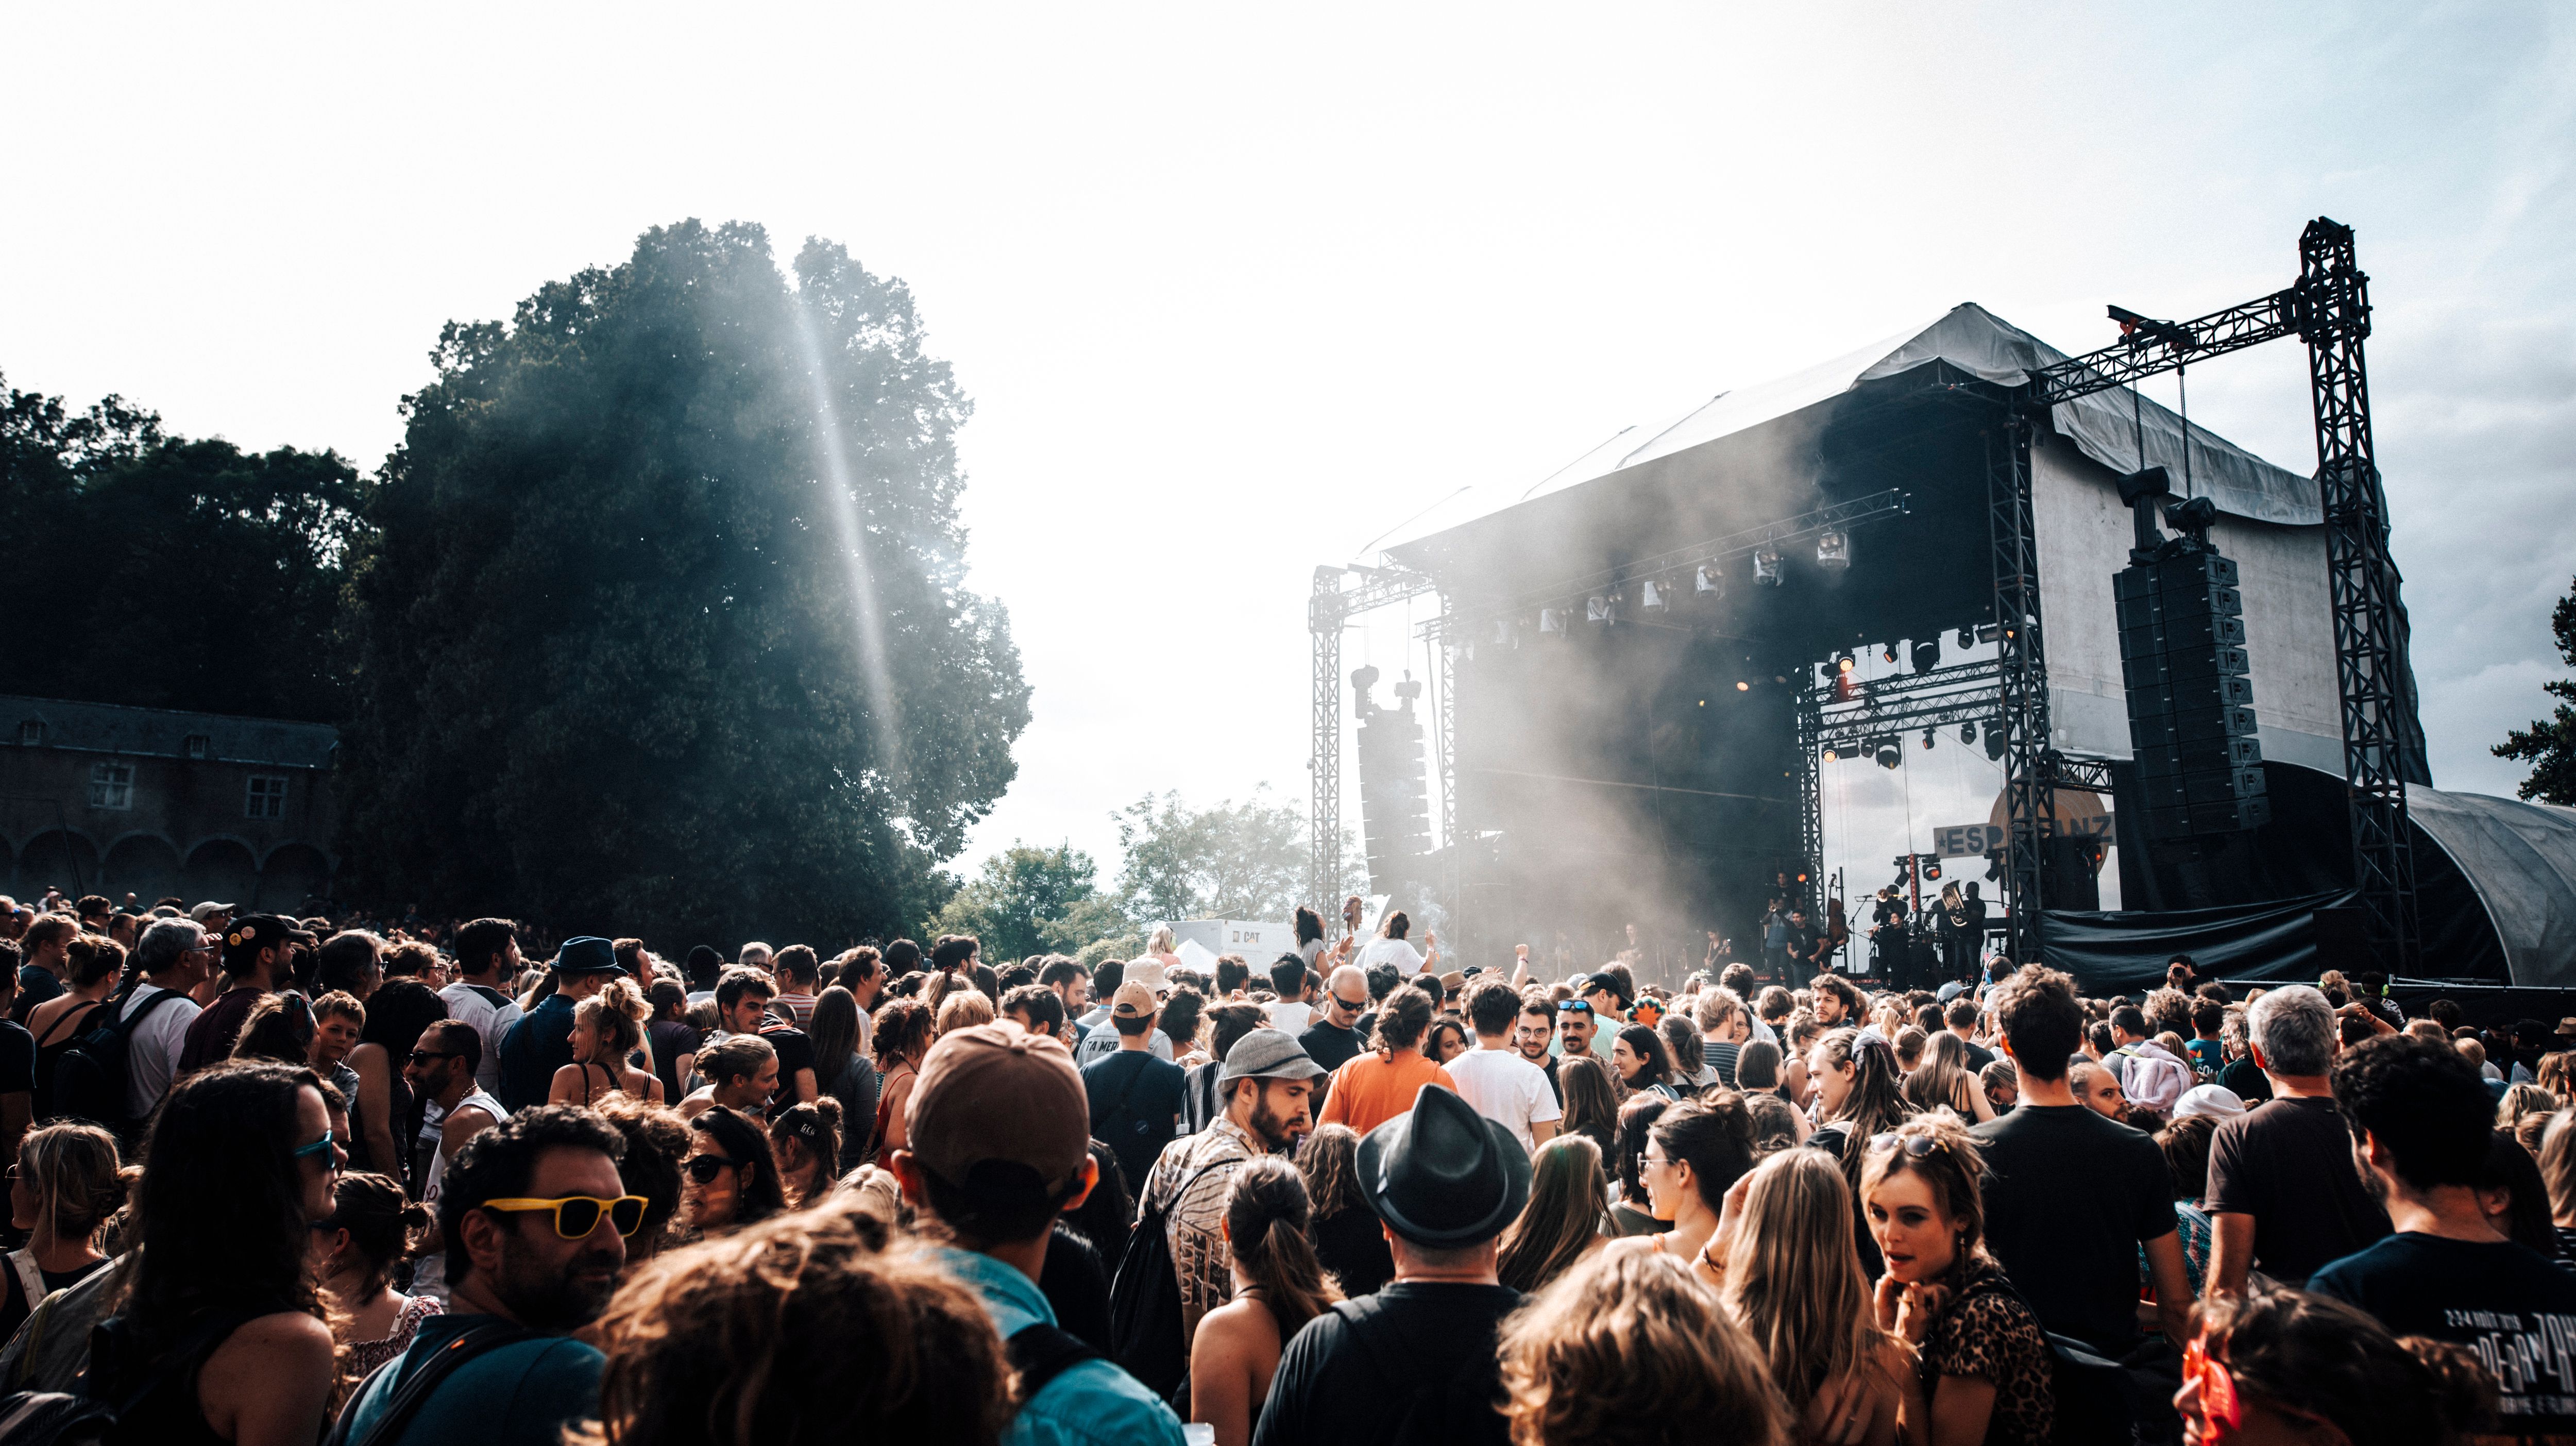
[1960,721,1977,744]
[1539,608,1567,635]
[1640,578,1669,610]
[1694,564,1723,597]
[1976,623,2002,645]
[1736,680,1750,692]
[1816,529,1851,570]
[1923,857,1943,881]
[1821,744,1839,762]
[1882,644,1899,664]
[1912,638,1941,672]
[1957,627,1975,649]
[1922,729,1936,750]
[1753,546,1784,586]
[1984,725,2006,761]
[1875,742,1903,769]
[1586,594,1614,626]
[1835,651,1856,673]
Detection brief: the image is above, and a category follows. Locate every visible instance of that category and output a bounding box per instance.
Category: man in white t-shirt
[1351,911,1431,976]
[438,918,526,1096]
[1445,979,1561,1154]
[123,919,213,1120]
[1263,955,1316,1035]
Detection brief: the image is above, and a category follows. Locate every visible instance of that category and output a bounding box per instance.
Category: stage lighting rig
[1835,651,1856,674]
[1960,722,1977,744]
[1586,594,1615,626]
[1912,638,1941,672]
[1882,644,1899,664]
[1956,627,1976,649]
[1753,546,1784,586]
[2109,304,2197,354]
[1539,608,1567,635]
[1984,726,2006,762]
[1694,564,1723,598]
[1639,578,1669,611]
[1816,529,1851,570]
[1921,729,1936,750]
[1875,740,1903,770]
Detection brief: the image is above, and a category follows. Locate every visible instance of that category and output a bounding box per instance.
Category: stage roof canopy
[2411,786,2576,988]
[1378,304,2322,559]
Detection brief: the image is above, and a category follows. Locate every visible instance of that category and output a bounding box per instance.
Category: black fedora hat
[1357,1084,1532,1249]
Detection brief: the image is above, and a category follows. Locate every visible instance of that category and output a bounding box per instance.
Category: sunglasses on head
[1868,1131,1941,1159]
[482,1194,649,1239]
[1556,1001,1593,1015]
[686,1155,742,1184]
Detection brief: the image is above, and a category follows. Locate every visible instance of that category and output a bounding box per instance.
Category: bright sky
[5,5,2569,922]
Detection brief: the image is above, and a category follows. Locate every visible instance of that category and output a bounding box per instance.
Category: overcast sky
[5,4,2568,925]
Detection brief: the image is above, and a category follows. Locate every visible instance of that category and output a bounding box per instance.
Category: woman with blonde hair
[1714,1149,1909,1444]
[0,1120,122,1341]
[1189,1157,1343,1446]
[2499,1081,2560,1132]
[1496,1134,1607,1293]
[551,976,664,1105]
[933,987,995,1037]
[1497,1248,1792,1446]
[309,1171,442,1376]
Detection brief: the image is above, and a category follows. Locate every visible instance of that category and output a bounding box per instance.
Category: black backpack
[1106,1158,1235,1401]
[0,1311,248,1446]
[47,988,188,1131]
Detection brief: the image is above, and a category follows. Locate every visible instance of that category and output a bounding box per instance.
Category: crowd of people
[0,887,2563,1446]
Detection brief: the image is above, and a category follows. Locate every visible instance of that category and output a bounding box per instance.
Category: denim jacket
[933,1246,1187,1446]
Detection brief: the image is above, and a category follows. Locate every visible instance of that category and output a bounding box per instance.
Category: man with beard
[1514,991,1561,1104]
[337,1106,630,1446]
[405,1019,510,1300]
[1138,1028,1326,1347]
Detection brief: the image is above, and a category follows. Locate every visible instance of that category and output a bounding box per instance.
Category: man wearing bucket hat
[1253,1084,1530,1446]
[1139,1028,1326,1347]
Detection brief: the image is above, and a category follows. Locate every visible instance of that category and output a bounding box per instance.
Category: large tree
[929,841,1100,965]
[340,221,1029,943]
[0,374,362,721]
[1113,787,1311,923]
[2496,576,2576,805]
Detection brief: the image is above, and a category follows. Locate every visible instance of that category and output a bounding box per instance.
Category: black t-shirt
[1080,1050,1187,1196]
[1309,1202,1396,1298]
[1300,1018,1365,1075]
[1038,1222,1115,1354]
[2310,1233,2576,1439]
[12,968,62,1023]
[2217,1056,2273,1105]
[0,1020,34,1096]
[1971,1104,2176,1354]
[1254,1281,1520,1446]
[2205,1096,2389,1284]
[1958,1037,1997,1073]
[757,1023,818,1113]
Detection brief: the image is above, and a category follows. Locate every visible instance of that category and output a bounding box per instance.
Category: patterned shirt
[1920,1262,2054,1446]
[1139,1115,1262,1344]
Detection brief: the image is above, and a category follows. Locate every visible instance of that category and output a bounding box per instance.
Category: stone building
[2,695,339,911]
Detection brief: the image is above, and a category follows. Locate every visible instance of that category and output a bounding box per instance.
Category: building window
[246,775,289,819]
[15,720,39,746]
[90,762,134,811]
[185,734,210,760]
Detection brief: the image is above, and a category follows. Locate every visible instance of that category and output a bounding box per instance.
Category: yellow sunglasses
[480,1195,649,1239]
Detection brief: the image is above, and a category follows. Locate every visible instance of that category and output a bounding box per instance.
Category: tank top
[873,1064,916,1157]
[419,1087,510,1207]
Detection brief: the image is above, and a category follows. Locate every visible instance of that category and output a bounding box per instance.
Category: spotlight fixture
[1956,627,1976,649]
[1640,578,1669,610]
[1911,638,1941,672]
[1922,729,1936,750]
[1736,680,1750,692]
[1586,594,1614,626]
[1694,564,1724,597]
[1875,741,1903,770]
[1923,857,1943,882]
[1539,608,1567,635]
[1882,644,1899,664]
[1835,651,1856,674]
[1753,546,1784,586]
[1984,725,2006,761]
[1815,528,1851,570]
[1960,721,1978,744]
[1821,744,1839,762]
[1976,622,2002,645]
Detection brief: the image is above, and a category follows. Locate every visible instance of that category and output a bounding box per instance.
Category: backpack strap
[1096,1055,1157,1139]
[326,1320,543,1446]
[1006,1322,1103,1407]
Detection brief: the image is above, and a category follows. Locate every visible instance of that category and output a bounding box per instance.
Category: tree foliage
[340,221,1029,943]
[1113,787,1310,923]
[2496,576,2576,805]
[0,374,362,721]
[929,841,1099,965]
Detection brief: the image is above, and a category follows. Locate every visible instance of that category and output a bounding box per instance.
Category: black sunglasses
[686,1155,742,1184]
[405,1049,460,1066]
[1556,1001,1594,1015]
[1331,994,1368,1011]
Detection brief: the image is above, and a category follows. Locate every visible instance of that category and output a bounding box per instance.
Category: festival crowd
[0,888,2563,1446]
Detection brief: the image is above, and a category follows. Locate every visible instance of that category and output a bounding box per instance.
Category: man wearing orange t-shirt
[1317,985,1456,1136]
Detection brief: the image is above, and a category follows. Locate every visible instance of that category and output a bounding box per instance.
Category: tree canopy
[0,375,362,721]
[928,841,1100,965]
[1114,787,1309,923]
[340,220,1028,943]
[2495,575,2576,805]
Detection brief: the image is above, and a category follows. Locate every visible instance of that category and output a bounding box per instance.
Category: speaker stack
[2114,475,2269,842]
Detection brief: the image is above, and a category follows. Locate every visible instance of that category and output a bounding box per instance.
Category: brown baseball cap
[906,1023,1089,1193]
[1110,981,1158,1018]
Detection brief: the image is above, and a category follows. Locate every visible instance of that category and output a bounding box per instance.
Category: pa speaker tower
[2114,472,2268,842]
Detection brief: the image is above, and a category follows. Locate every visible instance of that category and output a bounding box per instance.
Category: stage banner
[2039,889,2357,996]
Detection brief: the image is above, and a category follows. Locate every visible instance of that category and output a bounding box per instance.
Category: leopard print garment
[1919,1262,2055,1445]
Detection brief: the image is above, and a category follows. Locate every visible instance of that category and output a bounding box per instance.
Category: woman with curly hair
[1497,1248,1791,1446]
[552,977,663,1105]
[575,1210,1011,1446]
[1294,1123,1392,1297]
[870,998,936,1158]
